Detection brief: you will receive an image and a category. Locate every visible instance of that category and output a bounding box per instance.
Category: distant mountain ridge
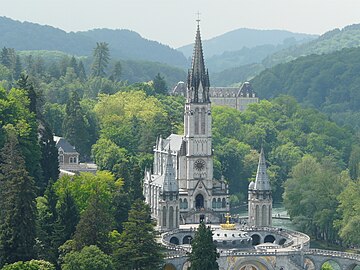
[263,23,360,67]
[0,16,188,67]
[178,28,317,58]
[211,23,360,86]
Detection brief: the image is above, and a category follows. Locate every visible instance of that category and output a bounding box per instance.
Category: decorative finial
[196,11,201,25]
[220,213,236,230]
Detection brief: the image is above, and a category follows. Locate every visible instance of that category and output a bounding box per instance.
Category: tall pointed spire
[254,148,271,191]
[187,22,210,103]
[163,147,178,192]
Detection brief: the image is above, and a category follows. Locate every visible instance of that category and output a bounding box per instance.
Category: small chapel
[143,22,230,230]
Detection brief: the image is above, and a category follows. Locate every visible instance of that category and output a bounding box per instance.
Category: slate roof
[163,134,184,152]
[53,136,78,154]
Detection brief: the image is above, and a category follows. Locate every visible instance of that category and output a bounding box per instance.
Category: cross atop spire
[187,21,210,103]
[196,11,201,25]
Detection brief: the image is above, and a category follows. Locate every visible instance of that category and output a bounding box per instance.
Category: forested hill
[0,17,188,67]
[251,46,360,130]
[178,28,316,58]
[211,24,360,86]
[263,24,360,67]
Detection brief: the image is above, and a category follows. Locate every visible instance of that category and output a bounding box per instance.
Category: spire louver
[187,23,210,103]
[254,148,271,191]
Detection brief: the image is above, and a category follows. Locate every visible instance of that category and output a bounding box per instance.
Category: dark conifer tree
[73,192,113,252]
[109,61,122,82]
[77,60,87,81]
[69,56,79,77]
[0,47,12,69]
[53,189,79,248]
[13,55,22,80]
[36,196,57,263]
[188,222,219,270]
[112,199,163,269]
[0,126,37,266]
[153,72,168,95]
[17,74,37,115]
[91,42,110,78]
[62,90,90,159]
[39,123,59,190]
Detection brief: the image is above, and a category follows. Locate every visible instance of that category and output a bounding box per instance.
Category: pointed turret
[187,22,210,103]
[254,148,271,191]
[163,147,178,192]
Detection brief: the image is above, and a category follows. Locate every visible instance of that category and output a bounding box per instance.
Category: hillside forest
[1,32,360,269]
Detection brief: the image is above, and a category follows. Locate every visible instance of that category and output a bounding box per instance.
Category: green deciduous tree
[1,260,55,270]
[188,222,219,270]
[283,155,349,241]
[61,245,113,270]
[336,179,360,245]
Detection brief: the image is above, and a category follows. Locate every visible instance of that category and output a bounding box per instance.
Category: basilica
[143,23,229,230]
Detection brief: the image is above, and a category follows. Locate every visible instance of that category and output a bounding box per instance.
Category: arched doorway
[251,234,261,245]
[170,236,179,245]
[264,235,276,243]
[183,235,193,244]
[195,194,204,209]
[278,238,286,245]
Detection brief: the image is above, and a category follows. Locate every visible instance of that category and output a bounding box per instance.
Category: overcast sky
[1,0,360,48]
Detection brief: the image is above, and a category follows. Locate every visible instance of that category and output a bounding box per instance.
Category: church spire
[187,22,210,103]
[163,147,178,192]
[254,148,271,191]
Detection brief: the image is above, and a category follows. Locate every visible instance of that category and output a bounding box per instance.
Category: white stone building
[143,24,229,231]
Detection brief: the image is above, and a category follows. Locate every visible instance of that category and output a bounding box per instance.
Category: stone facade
[143,24,229,230]
[54,136,79,167]
[173,81,259,112]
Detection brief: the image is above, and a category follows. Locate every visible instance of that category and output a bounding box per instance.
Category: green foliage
[91,42,110,78]
[188,222,219,270]
[153,73,168,94]
[111,199,163,270]
[61,245,113,270]
[252,46,360,131]
[62,90,91,159]
[0,87,43,191]
[109,61,122,82]
[73,193,113,252]
[283,155,350,242]
[321,262,335,270]
[94,90,170,155]
[1,260,55,270]
[212,96,352,201]
[264,24,360,68]
[53,190,79,249]
[54,171,122,213]
[336,179,360,245]
[0,125,37,265]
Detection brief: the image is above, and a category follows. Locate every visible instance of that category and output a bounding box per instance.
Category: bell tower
[248,148,273,227]
[184,21,213,191]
